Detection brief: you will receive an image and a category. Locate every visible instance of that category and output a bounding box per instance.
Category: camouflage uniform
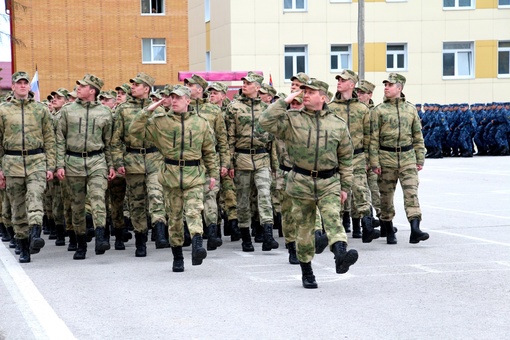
[0,72,56,259]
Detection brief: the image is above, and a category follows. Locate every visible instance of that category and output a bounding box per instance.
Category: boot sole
[362,230,381,243]
[410,234,429,244]
[336,249,359,274]
[30,238,45,250]
[192,248,207,265]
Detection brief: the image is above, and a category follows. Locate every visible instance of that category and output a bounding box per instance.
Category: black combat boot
[48,218,57,240]
[4,226,14,243]
[314,230,328,254]
[240,227,254,252]
[134,232,147,257]
[206,224,223,251]
[171,246,184,272]
[409,218,429,244]
[55,224,66,246]
[154,221,170,249]
[342,211,351,233]
[94,227,111,255]
[114,228,125,250]
[9,229,17,248]
[122,216,133,242]
[0,223,9,241]
[286,242,299,265]
[67,230,78,251]
[230,219,241,242]
[42,214,49,235]
[183,221,192,247]
[262,223,279,251]
[223,214,231,236]
[361,216,381,243]
[191,234,207,265]
[85,213,95,242]
[15,239,21,255]
[19,238,31,263]
[73,234,87,260]
[29,225,45,254]
[351,218,362,238]
[274,212,283,237]
[332,241,358,274]
[299,262,318,289]
[383,220,397,244]
[252,217,263,243]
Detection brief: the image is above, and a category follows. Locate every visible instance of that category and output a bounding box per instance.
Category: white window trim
[386,0,408,2]
[330,44,352,72]
[498,0,510,8]
[205,0,211,22]
[140,0,165,15]
[284,45,308,82]
[498,41,510,78]
[283,0,307,12]
[442,42,474,80]
[142,38,167,64]
[206,51,211,72]
[330,0,352,3]
[386,43,408,72]
[443,0,475,10]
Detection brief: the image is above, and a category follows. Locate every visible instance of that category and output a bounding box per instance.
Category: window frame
[386,43,408,72]
[284,45,308,82]
[205,0,210,22]
[141,0,165,15]
[142,38,167,64]
[330,44,352,72]
[283,0,307,12]
[498,41,510,77]
[442,41,474,79]
[330,0,352,3]
[443,0,475,10]
[499,0,510,8]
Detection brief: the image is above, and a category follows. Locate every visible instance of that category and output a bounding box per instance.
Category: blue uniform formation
[418,102,510,158]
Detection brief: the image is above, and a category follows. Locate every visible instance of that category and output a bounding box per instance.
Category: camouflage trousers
[378,164,422,222]
[289,194,347,263]
[67,171,108,235]
[61,178,73,231]
[1,189,12,229]
[43,184,53,219]
[219,174,237,220]
[6,172,46,239]
[203,177,220,226]
[165,184,204,247]
[0,189,3,225]
[48,180,65,226]
[125,173,165,233]
[271,169,285,214]
[107,176,126,229]
[350,168,372,218]
[235,168,273,229]
[367,168,381,216]
[342,191,351,215]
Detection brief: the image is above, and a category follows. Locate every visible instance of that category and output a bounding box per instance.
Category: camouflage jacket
[129,107,219,190]
[369,96,425,169]
[190,98,229,169]
[328,95,370,170]
[260,99,353,201]
[56,99,113,176]
[111,97,164,174]
[226,94,273,171]
[0,98,56,177]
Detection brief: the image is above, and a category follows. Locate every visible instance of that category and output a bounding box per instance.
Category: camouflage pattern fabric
[107,176,126,229]
[367,169,381,216]
[234,168,273,228]
[166,185,204,246]
[219,174,237,220]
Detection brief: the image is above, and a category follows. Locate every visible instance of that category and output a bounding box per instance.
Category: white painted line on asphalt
[496,261,510,267]
[421,204,510,220]
[409,264,442,273]
[232,251,255,257]
[433,230,510,247]
[0,244,77,340]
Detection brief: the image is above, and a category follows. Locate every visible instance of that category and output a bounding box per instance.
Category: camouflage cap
[274,92,287,100]
[184,74,208,90]
[382,73,406,87]
[160,84,174,96]
[290,72,309,84]
[68,89,78,98]
[12,71,30,83]
[335,69,359,84]
[300,78,329,93]
[207,82,228,94]
[47,94,54,101]
[241,71,264,85]
[115,83,131,95]
[51,87,69,98]
[77,74,104,91]
[291,93,303,104]
[99,90,117,99]
[169,84,191,97]
[150,89,162,99]
[129,72,155,88]
[356,80,375,93]
[259,83,277,97]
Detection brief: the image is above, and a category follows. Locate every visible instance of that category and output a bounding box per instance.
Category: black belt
[235,147,268,155]
[380,145,413,152]
[66,150,103,158]
[292,165,337,179]
[4,148,44,156]
[126,146,158,154]
[279,164,292,172]
[164,158,201,167]
[353,148,364,155]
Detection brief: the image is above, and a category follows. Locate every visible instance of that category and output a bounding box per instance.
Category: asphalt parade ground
[1,156,509,340]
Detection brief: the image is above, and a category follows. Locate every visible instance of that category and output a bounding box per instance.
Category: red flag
[269,74,273,86]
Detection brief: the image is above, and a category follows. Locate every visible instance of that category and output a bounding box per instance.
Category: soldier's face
[52,95,67,110]
[242,80,259,97]
[131,82,148,99]
[302,88,325,111]
[208,90,225,105]
[290,100,303,110]
[356,90,371,104]
[290,80,302,93]
[77,84,95,100]
[336,77,353,93]
[259,92,273,104]
[12,79,30,99]
[185,83,202,99]
[162,94,173,108]
[383,82,401,99]
[116,90,127,104]
[170,94,190,113]
[101,97,116,109]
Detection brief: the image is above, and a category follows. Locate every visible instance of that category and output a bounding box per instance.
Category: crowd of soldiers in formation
[418,102,510,158]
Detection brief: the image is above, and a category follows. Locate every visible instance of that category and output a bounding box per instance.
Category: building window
[330,45,351,71]
[205,0,210,22]
[498,41,510,76]
[284,46,307,81]
[442,42,473,78]
[386,44,407,71]
[141,0,164,14]
[443,0,474,9]
[206,51,211,71]
[284,0,307,11]
[499,0,510,7]
[142,38,166,63]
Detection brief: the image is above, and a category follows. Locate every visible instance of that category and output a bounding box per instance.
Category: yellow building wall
[475,40,497,78]
[476,0,498,9]
[365,43,387,73]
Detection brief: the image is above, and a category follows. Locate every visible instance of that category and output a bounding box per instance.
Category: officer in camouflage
[260,78,359,289]
[369,73,429,245]
[56,74,116,260]
[0,71,56,263]
[129,85,218,272]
